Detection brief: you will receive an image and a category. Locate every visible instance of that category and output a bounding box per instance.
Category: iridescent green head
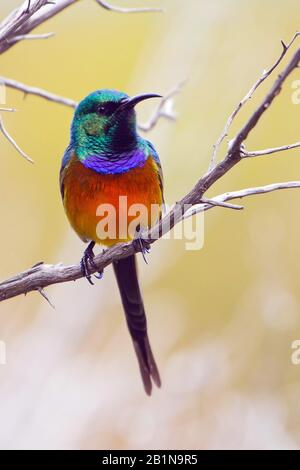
[71,89,161,159]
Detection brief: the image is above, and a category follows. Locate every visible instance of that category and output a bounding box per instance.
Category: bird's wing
[146,140,164,203]
[59,144,73,200]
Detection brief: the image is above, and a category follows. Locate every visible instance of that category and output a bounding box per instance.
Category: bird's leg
[133,225,151,264]
[80,241,103,285]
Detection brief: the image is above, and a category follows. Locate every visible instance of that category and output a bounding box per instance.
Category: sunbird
[60,89,164,395]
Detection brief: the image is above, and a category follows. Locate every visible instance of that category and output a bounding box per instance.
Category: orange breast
[61,153,163,246]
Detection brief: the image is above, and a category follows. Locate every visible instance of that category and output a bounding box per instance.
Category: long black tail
[113,255,161,395]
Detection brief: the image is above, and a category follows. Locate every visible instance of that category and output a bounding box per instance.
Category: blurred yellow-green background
[1,0,300,450]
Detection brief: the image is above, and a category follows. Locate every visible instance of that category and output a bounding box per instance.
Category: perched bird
[60,89,164,395]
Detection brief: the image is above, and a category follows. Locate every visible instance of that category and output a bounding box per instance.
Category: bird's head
[71,89,161,158]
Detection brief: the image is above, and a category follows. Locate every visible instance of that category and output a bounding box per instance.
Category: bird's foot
[80,241,103,285]
[133,227,151,264]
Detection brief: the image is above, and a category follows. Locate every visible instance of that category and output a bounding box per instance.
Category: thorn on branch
[38,287,55,309]
[31,261,44,268]
[281,39,287,51]
[25,0,31,15]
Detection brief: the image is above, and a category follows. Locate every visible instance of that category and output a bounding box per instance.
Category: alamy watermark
[95,198,204,251]
[0,81,6,105]
[291,80,300,104]
[291,339,300,365]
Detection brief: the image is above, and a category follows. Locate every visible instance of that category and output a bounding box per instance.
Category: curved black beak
[118,93,162,112]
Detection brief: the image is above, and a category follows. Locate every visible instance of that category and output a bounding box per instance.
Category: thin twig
[0,0,165,166]
[8,32,55,42]
[241,141,300,158]
[95,0,164,13]
[184,182,300,219]
[0,77,181,130]
[0,0,49,47]
[0,0,163,54]
[0,77,77,108]
[0,1,77,54]
[0,115,33,163]
[209,31,300,170]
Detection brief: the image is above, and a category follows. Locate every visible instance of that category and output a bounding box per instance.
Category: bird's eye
[96,105,107,115]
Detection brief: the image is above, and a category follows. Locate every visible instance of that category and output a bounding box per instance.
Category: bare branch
[0,0,77,54]
[1,179,299,302]
[0,76,181,164]
[0,0,165,166]
[0,77,77,108]
[0,0,49,47]
[241,141,300,158]
[8,32,55,42]
[95,0,164,13]
[225,50,300,158]
[184,182,300,219]
[0,77,182,131]
[0,115,33,163]
[209,31,300,170]
[0,0,163,55]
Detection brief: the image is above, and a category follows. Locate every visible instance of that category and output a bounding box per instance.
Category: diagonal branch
[0,0,163,55]
[0,1,79,54]
[0,180,299,303]
[0,0,49,47]
[1,45,300,302]
[209,31,300,170]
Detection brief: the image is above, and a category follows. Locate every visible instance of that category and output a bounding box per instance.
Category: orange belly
[62,153,163,246]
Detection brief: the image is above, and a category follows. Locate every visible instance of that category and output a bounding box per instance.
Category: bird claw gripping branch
[80,241,103,285]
